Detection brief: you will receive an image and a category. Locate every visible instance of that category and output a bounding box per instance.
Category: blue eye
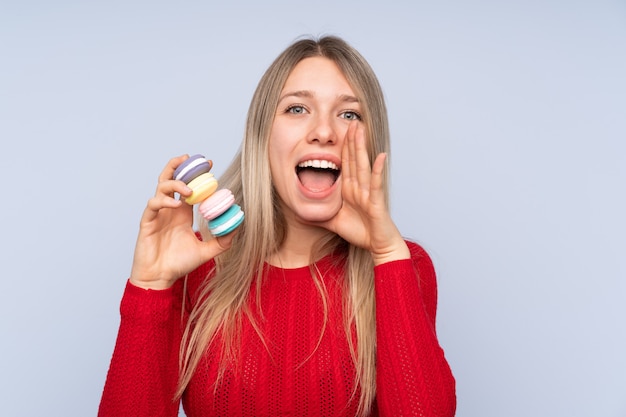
[341,111,362,121]
[287,105,306,114]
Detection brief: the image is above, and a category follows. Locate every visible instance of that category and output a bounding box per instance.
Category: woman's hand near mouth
[314,122,410,265]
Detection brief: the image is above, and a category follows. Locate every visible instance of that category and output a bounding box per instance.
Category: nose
[306,113,338,145]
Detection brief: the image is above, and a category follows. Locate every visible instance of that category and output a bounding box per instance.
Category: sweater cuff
[373,258,415,284]
[120,279,182,323]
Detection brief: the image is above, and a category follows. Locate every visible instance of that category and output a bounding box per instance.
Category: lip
[295,152,342,199]
[296,152,342,168]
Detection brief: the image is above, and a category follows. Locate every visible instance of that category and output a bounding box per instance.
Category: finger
[158,154,189,183]
[341,122,358,198]
[142,181,192,223]
[341,127,350,179]
[354,124,372,192]
[146,193,184,212]
[155,178,192,198]
[347,122,358,185]
[198,231,237,261]
[142,194,187,224]
[370,152,386,202]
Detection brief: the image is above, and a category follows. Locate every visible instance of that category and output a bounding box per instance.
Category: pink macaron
[199,188,235,221]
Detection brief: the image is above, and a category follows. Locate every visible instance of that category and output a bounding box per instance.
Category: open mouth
[296,159,341,193]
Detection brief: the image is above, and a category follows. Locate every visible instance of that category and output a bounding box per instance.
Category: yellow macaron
[185,172,218,205]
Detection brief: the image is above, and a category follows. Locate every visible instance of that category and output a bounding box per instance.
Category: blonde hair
[178,35,390,416]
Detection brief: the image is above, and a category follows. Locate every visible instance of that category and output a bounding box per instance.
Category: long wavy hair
[178,35,390,416]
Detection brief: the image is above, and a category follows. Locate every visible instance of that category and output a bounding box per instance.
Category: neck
[268,221,334,269]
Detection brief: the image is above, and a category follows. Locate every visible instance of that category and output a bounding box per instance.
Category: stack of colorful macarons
[173,154,244,237]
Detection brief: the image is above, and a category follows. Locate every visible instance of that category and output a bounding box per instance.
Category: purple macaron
[173,154,213,184]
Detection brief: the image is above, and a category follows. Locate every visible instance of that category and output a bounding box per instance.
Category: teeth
[298,159,339,170]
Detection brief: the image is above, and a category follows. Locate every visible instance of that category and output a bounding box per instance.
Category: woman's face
[269,56,363,225]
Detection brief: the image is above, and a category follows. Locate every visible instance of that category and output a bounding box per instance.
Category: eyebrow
[278,90,313,102]
[338,94,360,103]
[278,90,360,104]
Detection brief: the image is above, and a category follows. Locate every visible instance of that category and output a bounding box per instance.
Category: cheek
[268,124,297,168]
[268,138,293,196]
[268,141,286,179]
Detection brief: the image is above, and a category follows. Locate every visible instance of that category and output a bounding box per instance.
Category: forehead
[282,57,354,94]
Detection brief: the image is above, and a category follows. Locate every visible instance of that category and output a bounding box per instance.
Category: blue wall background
[1,1,625,416]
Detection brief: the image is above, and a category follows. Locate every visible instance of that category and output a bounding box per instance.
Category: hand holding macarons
[129,154,244,290]
[175,154,245,236]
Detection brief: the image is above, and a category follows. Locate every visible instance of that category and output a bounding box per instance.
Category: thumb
[198,231,237,261]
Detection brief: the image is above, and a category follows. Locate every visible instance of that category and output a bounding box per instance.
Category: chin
[295,200,343,224]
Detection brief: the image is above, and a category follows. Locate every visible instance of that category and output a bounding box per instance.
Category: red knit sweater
[99,241,455,416]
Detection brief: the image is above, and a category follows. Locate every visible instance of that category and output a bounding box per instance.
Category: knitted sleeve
[374,241,456,417]
[97,280,185,417]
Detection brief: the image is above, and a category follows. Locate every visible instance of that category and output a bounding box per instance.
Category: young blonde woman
[99,36,456,417]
